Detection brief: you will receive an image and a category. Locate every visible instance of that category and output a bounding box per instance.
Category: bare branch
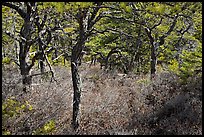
[52,53,65,62]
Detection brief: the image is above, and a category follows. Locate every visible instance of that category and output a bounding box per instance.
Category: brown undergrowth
[2,63,202,135]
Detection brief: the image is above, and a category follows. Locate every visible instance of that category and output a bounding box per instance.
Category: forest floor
[2,62,202,135]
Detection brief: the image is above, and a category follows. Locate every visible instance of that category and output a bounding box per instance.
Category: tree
[2,2,59,92]
[52,2,109,130]
[2,2,202,133]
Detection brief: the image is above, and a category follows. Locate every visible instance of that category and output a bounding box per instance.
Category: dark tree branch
[27,46,55,71]
[105,47,125,69]
[40,15,47,29]
[159,15,178,45]
[45,29,52,45]
[2,2,27,19]
[144,27,154,45]
[87,3,102,30]
[151,17,163,30]
[25,2,32,15]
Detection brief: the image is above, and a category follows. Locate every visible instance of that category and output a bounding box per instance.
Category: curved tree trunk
[70,2,103,130]
[71,12,85,130]
[71,42,83,130]
[71,59,82,130]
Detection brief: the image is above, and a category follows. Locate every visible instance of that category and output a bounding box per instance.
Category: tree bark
[39,44,45,73]
[19,43,32,92]
[71,9,85,130]
[150,43,157,79]
[71,60,82,130]
[71,41,84,130]
[145,28,157,79]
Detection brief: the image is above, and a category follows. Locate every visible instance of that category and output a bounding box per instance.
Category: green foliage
[50,2,94,14]
[179,45,202,81]
[2,57,11,64]
[32,119,56,135]
[2,97,55,135]
[3,130,11,135]
[168,59,179,74]
[2,97,33,118]
[157,25,169,33]
[2,97,34,135]
[1,2,202,135]
[119,2,132,12]
[64,27,75,33]
[152,3,166,14]
[2,2,202,79]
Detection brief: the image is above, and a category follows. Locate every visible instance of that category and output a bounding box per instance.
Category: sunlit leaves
[43,120,55,133]
[165,32,179,41]
[119,2,132,13]
[3,130,11,135]
[120,2,126,9]
[168,59,179,74]
[178,42,202,81]
[154,4,165,14]
[146,2,165,14]
[157,25,169,32]
[25,101,33,111]
[51,2,94,14]
[173,4,181,13]
[2,56,11,64]
[144,13,153,19]
[2,97,33,121]
[32,119,56,135]
[64,27,75,33]
[54,2,65,13]
[2,6,11,14]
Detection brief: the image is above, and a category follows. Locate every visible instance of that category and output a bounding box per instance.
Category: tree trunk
[22,71,32,93]
[38,36,45,73]
[70,41,83,130]
[19,49,32,92]
[70,9,87,130]
[145,28,157,79]
[71,59,82,130]
[39,59,44,73]
[150,44,157,79]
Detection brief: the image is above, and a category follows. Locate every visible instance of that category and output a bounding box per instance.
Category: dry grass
[2,63,202,135]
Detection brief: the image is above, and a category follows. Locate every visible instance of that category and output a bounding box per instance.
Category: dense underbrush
[2,63,202,135]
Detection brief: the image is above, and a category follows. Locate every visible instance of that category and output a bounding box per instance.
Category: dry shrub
[129,71,202,135]
[2,63,202,135]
